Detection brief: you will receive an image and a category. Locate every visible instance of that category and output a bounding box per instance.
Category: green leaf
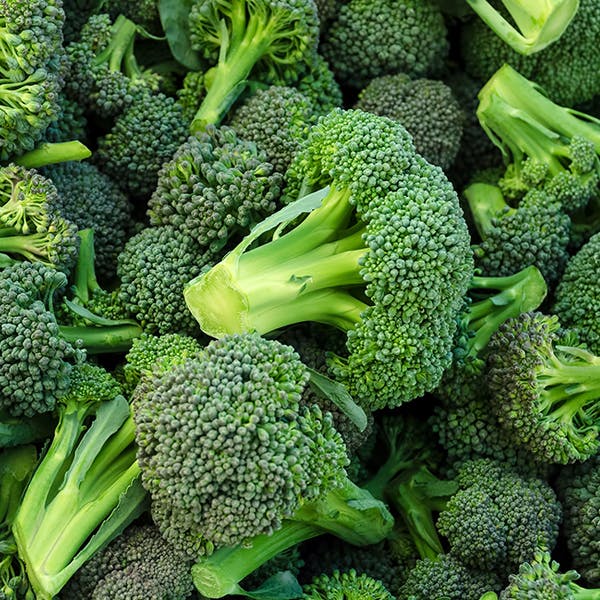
[63,298,138,327]
[158,0,204,70]
[238,572,303,600]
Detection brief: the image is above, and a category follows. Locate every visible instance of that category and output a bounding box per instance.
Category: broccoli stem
[571,584,600,600]
[15,141,92,169]
[94,15,138,72]
[71,228,102,304]
[0,232,58,264]
[464,182,512,239]
[59,323,143,354]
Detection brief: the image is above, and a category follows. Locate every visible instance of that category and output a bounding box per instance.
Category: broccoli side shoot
[303,569,395,599]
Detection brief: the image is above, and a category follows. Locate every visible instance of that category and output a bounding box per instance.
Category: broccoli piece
[42,93,88,144]
[321,0,448,89]
[62,523,194,599]
[553,232,600,355]
[0,0,66,160]
[117,225,213,336]
[95,91,190,197]
[556,455,600,585]
[148,125,284,252]
[12,363,148,599]
[487,311,600,463]
[228,86,316,175]
[313,0,339,28]
[43,161,132,279]
[355,74,464,170]
[465,183,570,285]
[303,569,396,599]
[462,0,600,107]
[188,0,320,131]
[62,0,103,43]
[184,109,474,409]
[105,0,161,35]
[293,54,343,117]
[0,164,80,272]
[242,545,304,590]
[177,70,206,122]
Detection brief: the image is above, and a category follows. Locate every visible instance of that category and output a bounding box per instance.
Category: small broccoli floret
[188,0,320,130]
[63,523,194,600]
[176,70,206,122]
[43,161,132,279]
[465,183,570,285]
[43,93,87,144]
[487,311,600,463]
[229,86,315,174]
[105,0,161,34]
[314,0,339,28]
[553,232,600,355]
[117,225,213,336]
[303,569,395,599]
[148,126,283,252]
[184,109,474,409]
[95,92,190,197]
[294,54,343,117]
[556,455,600,585]
[355,74,464,170]
[321,0,448,89]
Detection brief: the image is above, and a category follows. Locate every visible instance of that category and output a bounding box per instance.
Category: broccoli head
[293,54,343,117]
[303,569,395,599]
[42,93,87,145]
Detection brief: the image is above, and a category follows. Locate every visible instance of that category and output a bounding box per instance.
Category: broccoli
[355,74,464,170]
[242,545,304,590]
[313,0,339,28]
[95,91,190,197]
[487,311,600,463]
[187,0,320,131]
[117,225,214,336]
[464,183,570,284]
[321,0,448,89]
[184,109,474,409]
[43,161,133,279]
[105,0,161,34]
[12,363,148,599]
[293,54,343,117]
[228,86,316,174]
[553,232,600,355]
[62,523,194,599]
[303,569,395,599]
[556,455,600,585]
[148,125,284,252]
[176,71,206,122]
[42,93,88,144]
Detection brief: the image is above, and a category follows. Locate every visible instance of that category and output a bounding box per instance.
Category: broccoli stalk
[15,141,92,169]
[466,0,579,54]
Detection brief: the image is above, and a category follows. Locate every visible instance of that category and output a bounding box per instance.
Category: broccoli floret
[63,523,194,599]
[321,0,448,89]
[43,161,132,279]
[228,86,315,174]
[117,225,213,336]
[105,0,161,34]
[553,232,600,355]
[148,125,284,252]
[314,0,339,28]
[42,93,88,144]
[184,109,474,409]
[487,311,600,463]
[12,363,148,599]
[176,70,206,122]
[556,455,600,585]
[303,569,395,599]
[355,74,464,170]
[293,54,343,117]
[465,183,570,285]
[188,0,320,130]
[95,91,190,197]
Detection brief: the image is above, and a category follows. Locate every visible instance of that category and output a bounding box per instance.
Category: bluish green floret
[42,93,88,144]
[148,126,284,252]
[487,311,600,464]
[184,109,474,409]
[188,0,320,131]
[553,232,600,355]
[303,569,395,599]
[294,54,343,117]
[321,0,448,89]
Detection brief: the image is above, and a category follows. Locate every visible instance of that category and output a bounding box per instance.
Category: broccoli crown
[0,262,84,417]
[487,311,600,463]
[553,232,600,355]
[177,70,206,122]
[461,0,600,107]
[294,54,343,117]
[63,361,122,407]
[303,569,395,599]
[43,161,132,279]
[314,0,338,26]
[321,0,448,89]
[556,455,600,585]
[134,333,348,555]
[42,92,88,144]
[117,225,211,336]
[105,0,161,34]
[148,126,284,252]
[229,86,315,174]
[399,554,501,600]
[437,459,561,576]
[355,74,464,170]
[95,92,190,197]
[63,524,194,600]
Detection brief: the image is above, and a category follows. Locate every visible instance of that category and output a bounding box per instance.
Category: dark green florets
[134,333,348,555]
[294,54,343,117]
[176,70,206,122]
[0,262,84,418]
[43,161,132,279]
[321,0,448,89]
[105,0,161,34]
[42,93,87,144]
[356,74,464,170]
[148,126,283,252]
[553,232,600,355]
[229,86,315,174]
[117,225,211,336]
[303,569,395,599]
